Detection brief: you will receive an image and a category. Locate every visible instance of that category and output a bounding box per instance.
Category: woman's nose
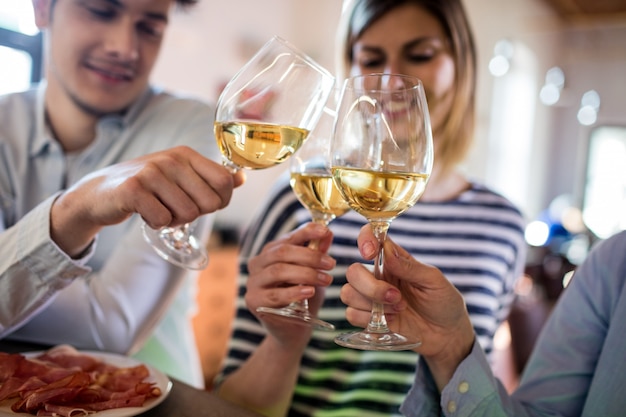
[389,72,413,90]
[378,68,414,90]
[384,59,405,77]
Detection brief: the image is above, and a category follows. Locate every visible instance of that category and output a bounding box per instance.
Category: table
[0,340,262,417]
[136,378,262,417]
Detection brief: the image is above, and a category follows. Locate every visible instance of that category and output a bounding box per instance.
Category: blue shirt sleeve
[400,231,626,417]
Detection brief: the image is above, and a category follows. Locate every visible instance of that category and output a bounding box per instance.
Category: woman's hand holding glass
[255,92,350,330]
[246,223,336,341]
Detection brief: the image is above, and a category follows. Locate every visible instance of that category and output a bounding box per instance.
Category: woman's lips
[382,99,419,119]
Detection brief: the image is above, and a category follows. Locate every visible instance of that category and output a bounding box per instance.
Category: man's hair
[50,0,200,10]
[175,0,199,8]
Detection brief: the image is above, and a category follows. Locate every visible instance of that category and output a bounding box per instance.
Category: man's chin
[73,96,133,118]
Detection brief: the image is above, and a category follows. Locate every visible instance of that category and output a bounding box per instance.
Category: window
[485,40,539,214]
[582,125,626,239]
[0,0,42,94]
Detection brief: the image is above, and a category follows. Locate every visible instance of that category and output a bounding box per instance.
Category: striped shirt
[220,175,527,416]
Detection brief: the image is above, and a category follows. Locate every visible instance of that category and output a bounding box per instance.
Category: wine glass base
[334,330,421,351]
[256,306,335,331]
[142,225,208,270]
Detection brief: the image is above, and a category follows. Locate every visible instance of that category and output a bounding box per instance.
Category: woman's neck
[420,169,471,202]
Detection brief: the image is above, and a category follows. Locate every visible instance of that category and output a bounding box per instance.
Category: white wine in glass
[331,73,434,350]
[256,96,349,330]
[143,36,334,270]
[214,122,309,170]
[214,36,335,172]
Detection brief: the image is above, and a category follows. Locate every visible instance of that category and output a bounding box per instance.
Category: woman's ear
[32,0,53,28]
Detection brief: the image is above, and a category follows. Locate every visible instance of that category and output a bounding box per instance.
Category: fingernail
[317,272,331,283]
[363,241,376,258]
[320,255,335,269]
[385,288,401,303]
[300,286,315,297]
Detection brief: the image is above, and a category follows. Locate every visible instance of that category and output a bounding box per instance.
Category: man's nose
[103,21,139,61]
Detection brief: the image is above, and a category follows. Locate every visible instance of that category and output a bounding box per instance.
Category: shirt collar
[29,83,157,157]
[123,86,156,125]
[30,81,51,157]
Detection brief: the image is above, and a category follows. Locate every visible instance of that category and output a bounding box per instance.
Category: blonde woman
[216,0,526,415]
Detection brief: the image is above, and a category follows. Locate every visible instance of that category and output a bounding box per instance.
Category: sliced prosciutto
[0,345,161,416]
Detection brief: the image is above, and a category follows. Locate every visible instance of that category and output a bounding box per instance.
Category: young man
[0,0,243,388]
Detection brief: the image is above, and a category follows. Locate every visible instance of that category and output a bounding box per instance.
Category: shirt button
[447,400,457,413]
[458,381,469,393]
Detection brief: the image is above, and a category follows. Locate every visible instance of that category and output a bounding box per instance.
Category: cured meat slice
[0,345,161,416]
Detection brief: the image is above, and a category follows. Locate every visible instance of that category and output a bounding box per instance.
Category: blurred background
[156,0,626,260]
[2,0,625,388]
[3,0,625,251]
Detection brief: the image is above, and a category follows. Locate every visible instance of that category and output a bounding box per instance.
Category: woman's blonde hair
[335,0,477,175]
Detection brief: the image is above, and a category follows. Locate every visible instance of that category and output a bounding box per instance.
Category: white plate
[0,350,172,416]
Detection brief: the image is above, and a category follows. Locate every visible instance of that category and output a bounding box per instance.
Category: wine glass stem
[366,221,391,333]
[223,159,241,174]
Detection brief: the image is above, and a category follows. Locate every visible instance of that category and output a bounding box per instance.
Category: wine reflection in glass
[256,92,350,330]
[143,36,335,270]
[331,73,434,350]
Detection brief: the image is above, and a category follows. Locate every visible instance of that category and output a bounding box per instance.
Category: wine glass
[214,36,335,172]
[143,36,335,270]
[255,91,350,330]
[330,73,434,350]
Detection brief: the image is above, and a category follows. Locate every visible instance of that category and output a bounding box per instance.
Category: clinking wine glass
[255,91,350,330]
[214,36,335,172]
[143,36,335,270]
[330,73,434,350]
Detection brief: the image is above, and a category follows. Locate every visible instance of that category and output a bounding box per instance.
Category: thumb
[233,170,246,188]
[356,224,379,261]
[383,237,441,289]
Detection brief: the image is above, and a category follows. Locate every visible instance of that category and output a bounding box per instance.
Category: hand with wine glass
[331,73,434,351]
[255,92,350,330]
[339,222,476,376]
[143,36,335,270]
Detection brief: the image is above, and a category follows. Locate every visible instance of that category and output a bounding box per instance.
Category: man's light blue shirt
[0,82,220,388]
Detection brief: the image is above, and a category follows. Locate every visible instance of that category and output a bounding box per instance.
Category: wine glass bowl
[214,36,335,172]
[331,73,433,350]
[143,36,334,270]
